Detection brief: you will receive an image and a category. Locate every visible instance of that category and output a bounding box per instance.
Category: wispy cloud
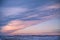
[2,7,29,16]
[37,4,60,11]
[1,0,60,35]
[1,20,39,33]
[1,14,58,35]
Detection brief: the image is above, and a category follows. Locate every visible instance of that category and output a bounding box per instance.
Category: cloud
[37,4,60,11]
[2,7,29,16]
[1,20,40,34]
[5,15,59,35]
[1,14,58,35]
[1,2,60,35]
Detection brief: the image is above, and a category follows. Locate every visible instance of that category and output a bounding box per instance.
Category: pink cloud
[1,14,59,35]
[1,20,39,33]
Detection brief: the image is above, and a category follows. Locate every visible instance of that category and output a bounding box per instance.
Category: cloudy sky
[0,0,60,35]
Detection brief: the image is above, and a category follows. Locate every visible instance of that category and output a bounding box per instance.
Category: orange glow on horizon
[1,20,40,33]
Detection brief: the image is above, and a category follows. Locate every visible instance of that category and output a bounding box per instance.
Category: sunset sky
[0,0,60,35]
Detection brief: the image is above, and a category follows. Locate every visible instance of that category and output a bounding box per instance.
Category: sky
[0,0,60,35]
